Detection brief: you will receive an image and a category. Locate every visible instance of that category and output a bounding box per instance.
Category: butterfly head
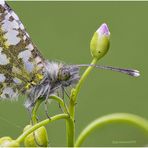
[58,65,80,87]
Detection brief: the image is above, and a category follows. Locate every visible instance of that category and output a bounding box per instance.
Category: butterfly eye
[58,68,70,81]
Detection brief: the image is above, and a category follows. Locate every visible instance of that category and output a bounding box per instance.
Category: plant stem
[32,98,43,124]
[75,113,148,147]
[31,95,68,124]
[66,117,75,147]
[66,58,98,147]
[16,114,69,144]
[73,58,98,103]
[50,95,68,113]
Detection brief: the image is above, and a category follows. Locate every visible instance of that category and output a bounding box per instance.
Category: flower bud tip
[97,23,110,37]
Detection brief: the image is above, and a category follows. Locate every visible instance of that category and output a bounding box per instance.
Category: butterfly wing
[0,1,45,100]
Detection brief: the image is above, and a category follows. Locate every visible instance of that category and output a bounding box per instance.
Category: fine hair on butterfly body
[25,61,80,110]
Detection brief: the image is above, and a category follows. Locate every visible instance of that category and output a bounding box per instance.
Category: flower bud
[23,125,48,147]
[0,137,19,147]
[90,23,110,60]
[0,137,12,145]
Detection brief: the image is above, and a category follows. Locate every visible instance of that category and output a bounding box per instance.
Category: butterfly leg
[44,100,51,119]
[44,89,51,119]
[61,86,70,115]
[56,90,64,113]
[63,87,70,100]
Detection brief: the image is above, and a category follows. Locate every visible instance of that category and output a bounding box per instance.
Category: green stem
[16,114,69,144]
[66,118,75,147]
[75,113,148,147]
[32,98,43,124]
[74,58,98,102]
[69,58,98,117]
[31,95,68,125]
[66,58,98,147]
[50,95,68,113]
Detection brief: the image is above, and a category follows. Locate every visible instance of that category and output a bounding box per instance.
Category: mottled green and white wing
[0,1,45,100]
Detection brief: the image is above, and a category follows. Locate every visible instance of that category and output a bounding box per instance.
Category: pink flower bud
[90,23,110,60]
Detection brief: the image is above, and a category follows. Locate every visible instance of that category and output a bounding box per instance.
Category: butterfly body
[25,62,80,109]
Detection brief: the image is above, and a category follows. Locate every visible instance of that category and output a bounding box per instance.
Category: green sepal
[90,32,110,60]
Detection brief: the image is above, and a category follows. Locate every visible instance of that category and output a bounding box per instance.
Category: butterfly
[0,1,80,110]
[0,1,140,111]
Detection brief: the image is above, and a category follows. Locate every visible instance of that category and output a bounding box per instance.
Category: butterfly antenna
[76,64,140,77]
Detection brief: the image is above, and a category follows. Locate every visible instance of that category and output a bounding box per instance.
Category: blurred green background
[0,1,148,147]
